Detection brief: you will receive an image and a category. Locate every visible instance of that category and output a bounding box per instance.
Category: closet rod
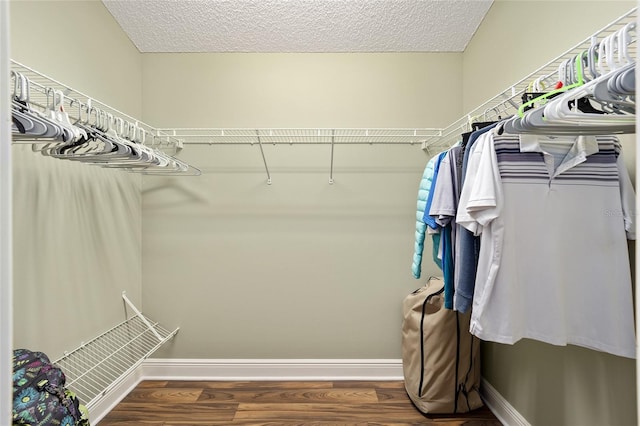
[423,6,637,150]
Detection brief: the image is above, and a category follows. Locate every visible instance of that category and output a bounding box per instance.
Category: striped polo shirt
[456,130,636,358]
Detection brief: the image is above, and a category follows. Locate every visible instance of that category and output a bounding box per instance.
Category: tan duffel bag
[402,276,483,414]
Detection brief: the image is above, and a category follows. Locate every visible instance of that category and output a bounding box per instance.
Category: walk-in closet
[2,1,638,425]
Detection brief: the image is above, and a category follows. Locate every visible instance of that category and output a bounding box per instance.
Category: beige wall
[10,0,143,360]
[141,53,462,358]
[463,2,637,425]
[142,53,461,128]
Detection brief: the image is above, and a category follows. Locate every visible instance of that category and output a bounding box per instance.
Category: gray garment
[429,146,463,309]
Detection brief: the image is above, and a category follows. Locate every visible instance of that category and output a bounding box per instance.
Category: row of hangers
[501,22,636,135]
[11,71,199,175]
[463,22,635,139]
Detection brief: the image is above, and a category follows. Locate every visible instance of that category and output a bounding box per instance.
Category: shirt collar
[519,134,599,157]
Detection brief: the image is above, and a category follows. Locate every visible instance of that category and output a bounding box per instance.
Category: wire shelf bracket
[53,293,179,412]
[255,129,272,185]
[329,129,335,184]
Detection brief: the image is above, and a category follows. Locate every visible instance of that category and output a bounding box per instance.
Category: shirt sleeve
[616,149,636,240]
[429,150,456,227]
[423,151,447,229]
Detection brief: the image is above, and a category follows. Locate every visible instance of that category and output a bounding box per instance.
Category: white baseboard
[91,366,144,425]
[481,379,530,426]
[141,358,404,381]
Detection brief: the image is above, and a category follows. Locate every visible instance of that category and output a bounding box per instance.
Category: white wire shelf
[53,293,178,411]
[160,128,442,184]
[423,7,637,150]
[159,128,441,145]
[11,60,182,150]
[10,60,202,175]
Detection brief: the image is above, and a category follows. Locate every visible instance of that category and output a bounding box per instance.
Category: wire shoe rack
[53,293,179,410]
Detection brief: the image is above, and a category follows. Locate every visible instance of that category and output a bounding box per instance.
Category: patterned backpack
[12,349,90,426]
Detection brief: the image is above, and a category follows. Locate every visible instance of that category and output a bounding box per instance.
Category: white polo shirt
[457,130,636,358]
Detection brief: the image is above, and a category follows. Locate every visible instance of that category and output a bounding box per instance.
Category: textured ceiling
[102,0,493,53]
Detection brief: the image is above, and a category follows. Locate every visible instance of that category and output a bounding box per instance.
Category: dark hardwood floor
[99,380,502,425]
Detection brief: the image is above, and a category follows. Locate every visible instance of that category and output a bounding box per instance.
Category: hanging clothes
[428,146,463,309]
[457,127,636,358]
[454,122,499,313]
[423,151,449,269]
